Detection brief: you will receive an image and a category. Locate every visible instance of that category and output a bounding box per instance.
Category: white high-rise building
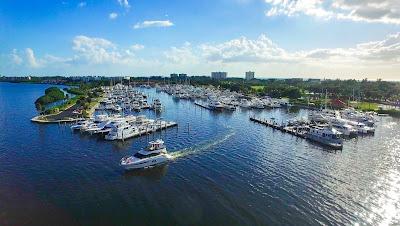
[245,71,255,80]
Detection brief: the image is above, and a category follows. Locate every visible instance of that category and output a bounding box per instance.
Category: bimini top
[148,139,165,151]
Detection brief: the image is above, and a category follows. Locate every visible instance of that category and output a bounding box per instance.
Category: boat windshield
[133,152,161,159]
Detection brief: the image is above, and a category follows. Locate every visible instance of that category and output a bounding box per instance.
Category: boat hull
[306,134,343,149]
[121,154,171,170]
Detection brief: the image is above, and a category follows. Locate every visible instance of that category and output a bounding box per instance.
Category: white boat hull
[121,154,171,170]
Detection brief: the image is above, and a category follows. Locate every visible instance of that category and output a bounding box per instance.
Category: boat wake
[169,128,235,160]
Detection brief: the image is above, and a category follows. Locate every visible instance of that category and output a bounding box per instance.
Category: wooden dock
[249,117,307,138]
[194,102,212,110]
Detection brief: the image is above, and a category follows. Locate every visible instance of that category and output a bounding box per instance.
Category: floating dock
[134,122,178,137]
[194,102,212,110]
[249,117,307,138]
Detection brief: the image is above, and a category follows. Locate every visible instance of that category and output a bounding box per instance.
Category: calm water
[1,82,400,226]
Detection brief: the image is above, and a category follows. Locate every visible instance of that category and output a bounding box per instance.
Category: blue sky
[1,0,399,80]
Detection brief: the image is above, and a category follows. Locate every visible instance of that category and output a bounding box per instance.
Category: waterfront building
[245,71,255,80]
[211,72,227,80]
[170,73,178,79]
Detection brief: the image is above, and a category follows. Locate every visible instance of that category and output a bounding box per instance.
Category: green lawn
[251,85,264,91]
[355,102,379,111]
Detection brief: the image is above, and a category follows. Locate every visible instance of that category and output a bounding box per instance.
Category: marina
[69,84,178,142]
[3,1,400,225]
[1,82,400,226]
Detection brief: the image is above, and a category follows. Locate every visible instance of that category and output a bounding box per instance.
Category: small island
[31,84,104,123]
[35,87,67,112]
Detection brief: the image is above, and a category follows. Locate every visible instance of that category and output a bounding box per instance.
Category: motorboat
[152,99,162,110]
[329,118,358,137]
[105,121,138,140]
[120,139,171,170]
[251,99,265,109]
[70,119,89,130]
[306,126,343,149]
[223,103,236,111]
[346,120,375,134]
[239,99,252,108]
[208,100,224,110]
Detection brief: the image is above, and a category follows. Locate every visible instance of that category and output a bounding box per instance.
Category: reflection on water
[356,121,400,226]
[1,83,400,225]
[123,164,169,181]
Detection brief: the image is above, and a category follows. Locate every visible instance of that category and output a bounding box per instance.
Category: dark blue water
[1,82,399,226]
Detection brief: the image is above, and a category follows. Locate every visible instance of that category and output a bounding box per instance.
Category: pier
[194,101,212,110]
[249,117,308,139]
[134,121,178,138]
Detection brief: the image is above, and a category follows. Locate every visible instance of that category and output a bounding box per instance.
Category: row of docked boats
[293,108,376,149]
[157,84,291,111]
[71,114,177,141]
[97,83,163,112]
[251,107,378,149]
[308,108,376,136]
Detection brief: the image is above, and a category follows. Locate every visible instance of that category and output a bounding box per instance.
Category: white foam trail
[169,129,235,160]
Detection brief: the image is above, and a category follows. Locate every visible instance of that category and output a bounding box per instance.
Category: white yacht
[239,99,252,108]
[113,105,122,112]
[208,100,224,110]
[132,102,141,111]
[105,121,138,140]
[306,126,343,149]
[85,120,111,134]
[140,100,150,109]
[251,99,265,109]
[80,114,109,132]
[223,103,236,111]
[341,108,376,126]
[120,139,171,170]
[346,120,375,134]
[152,99,162,110]
[329,118,358,137]
[70,120,89,130]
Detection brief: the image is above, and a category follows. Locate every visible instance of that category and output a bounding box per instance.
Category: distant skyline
[0,0,399,80]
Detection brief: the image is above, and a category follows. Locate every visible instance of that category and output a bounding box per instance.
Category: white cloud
[130,44,144,50]
[25,48,42,68]
[164,42,198,64]
[265,0,333,18]
[109,12,118,20]
[78,1,86,8]
[11,49,23,65]
[200,33,400,66]
[200,34,293,63]
[133,20,174,29]
[265,0,400,24]
[72,35,136,65]
[118,0,130,10]
[6,33,400,79]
